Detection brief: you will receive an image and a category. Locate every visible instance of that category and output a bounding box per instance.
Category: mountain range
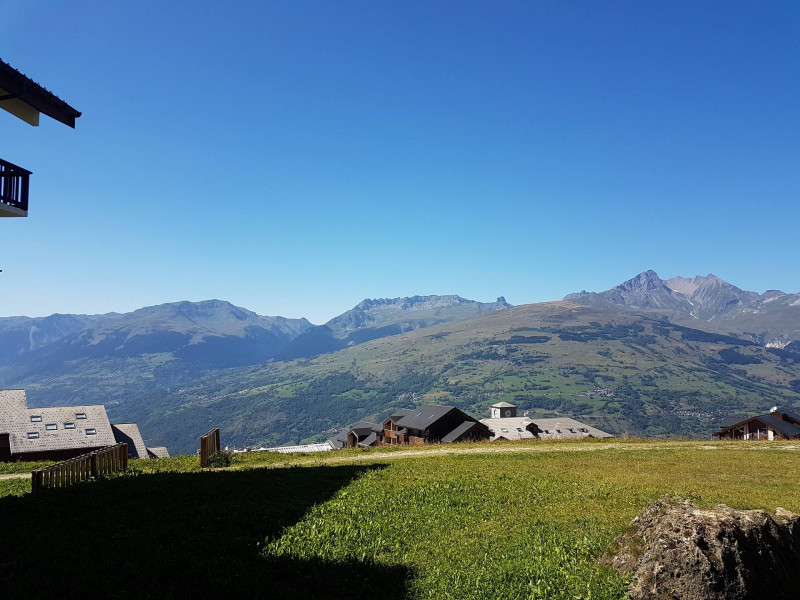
[565,270,800,343]
[0,272,797,453]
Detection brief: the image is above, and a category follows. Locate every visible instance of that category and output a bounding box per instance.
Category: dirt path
[0,473,31,480]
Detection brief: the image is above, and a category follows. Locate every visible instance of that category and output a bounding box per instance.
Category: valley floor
[2,439,800,599]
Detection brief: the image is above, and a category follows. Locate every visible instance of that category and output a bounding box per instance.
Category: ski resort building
[713,407,800,441]
[480,402,613,441]
[1,58,81,218]
[0,389,167,461]
[329,405,491,449]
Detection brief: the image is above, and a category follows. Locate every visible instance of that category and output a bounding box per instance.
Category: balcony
[0,158,31,217]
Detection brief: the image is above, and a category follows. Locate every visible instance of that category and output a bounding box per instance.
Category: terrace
[0,158,31,217]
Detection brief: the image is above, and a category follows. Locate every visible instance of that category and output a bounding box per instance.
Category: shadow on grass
[0,464,408,599]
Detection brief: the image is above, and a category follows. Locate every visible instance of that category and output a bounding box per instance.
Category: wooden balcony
[0,158,31,217]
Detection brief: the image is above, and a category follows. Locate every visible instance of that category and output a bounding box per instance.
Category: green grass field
[2,439,800,599]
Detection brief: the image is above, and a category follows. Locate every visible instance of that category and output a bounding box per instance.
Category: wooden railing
[31,443,128,494]
[200,428,221,467]
[0,158,31,215]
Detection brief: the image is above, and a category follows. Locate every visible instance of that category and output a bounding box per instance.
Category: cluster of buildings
[0,390,167,462]
[329,401,612,449]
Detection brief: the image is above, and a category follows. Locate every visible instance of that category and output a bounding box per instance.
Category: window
[64,423,75,429]
[30,415,42,422]
[579,428,588,433]
[76,413,87,419]
[501,428,509,433]
[556,429,562,433]
[27,432,39,439]
[45,424,57,431]
[86,428,97,435]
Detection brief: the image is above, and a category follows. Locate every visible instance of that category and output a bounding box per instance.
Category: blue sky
[1,1,798,324]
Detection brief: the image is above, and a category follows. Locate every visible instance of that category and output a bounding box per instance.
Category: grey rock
[601,495,800,600]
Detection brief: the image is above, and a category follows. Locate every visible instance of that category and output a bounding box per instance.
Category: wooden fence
[31,443,128,494]
[200,428,221,467]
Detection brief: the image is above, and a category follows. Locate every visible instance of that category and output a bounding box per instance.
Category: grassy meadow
[2,439,800,599]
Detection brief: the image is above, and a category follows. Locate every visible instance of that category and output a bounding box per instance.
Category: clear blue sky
[2,1,798,324]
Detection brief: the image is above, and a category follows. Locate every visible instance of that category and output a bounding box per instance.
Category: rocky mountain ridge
[565,271,799,344]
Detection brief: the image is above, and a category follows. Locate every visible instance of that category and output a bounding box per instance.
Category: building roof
[716,412,800,438]
[111,423,149,459]
[257,442,333,454]
[759,414,800,437]
[146,446,170,459]
[480,415,613,441]
[441,420,483,443]
[0,389,163,458]
[358,432,378,447]
[491,402,517,408]
[531,417,613,439]
[0,58,81,127]
[480,417,537,441]
[393,405,458,430]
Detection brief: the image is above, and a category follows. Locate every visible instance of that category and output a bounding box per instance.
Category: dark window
[45,424,57,431]
[27,432,39,439]
[30,415,42,422]
[64,423,75,429]
[86,428,97,435]
[76,413,87,419]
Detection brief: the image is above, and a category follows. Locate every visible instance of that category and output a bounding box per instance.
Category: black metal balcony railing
[0,158,32,216]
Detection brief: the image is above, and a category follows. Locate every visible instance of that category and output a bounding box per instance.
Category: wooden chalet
[714,407,800,441]
[1,58,81,217]
[329,405,491,449]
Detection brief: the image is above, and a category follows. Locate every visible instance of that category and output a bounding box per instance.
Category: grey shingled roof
[480,417,538,441]
[757,414,800,437]
[146,447,170,458]
[111,423,149,459]
[441,420,480,443]
[359,432,378,447]
[717,413,800,437]
[393,405,457,430]
[481,415,612,440]
[0,389,161,457]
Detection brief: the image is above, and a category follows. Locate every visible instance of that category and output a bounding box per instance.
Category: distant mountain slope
[278,295,511,360]
[0,300,313,398]
[108,301,800,453]
[0,312,116,366]
[565,271,800,343]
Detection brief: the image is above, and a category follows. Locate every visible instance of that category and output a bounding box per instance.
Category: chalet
[0,389,168,461]
[714,407,800,441]
[1,58,81,218]
[480,402,613,441]
[329,405,491,449]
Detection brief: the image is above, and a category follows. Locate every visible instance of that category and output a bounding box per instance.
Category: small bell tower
[490,402,517,419]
